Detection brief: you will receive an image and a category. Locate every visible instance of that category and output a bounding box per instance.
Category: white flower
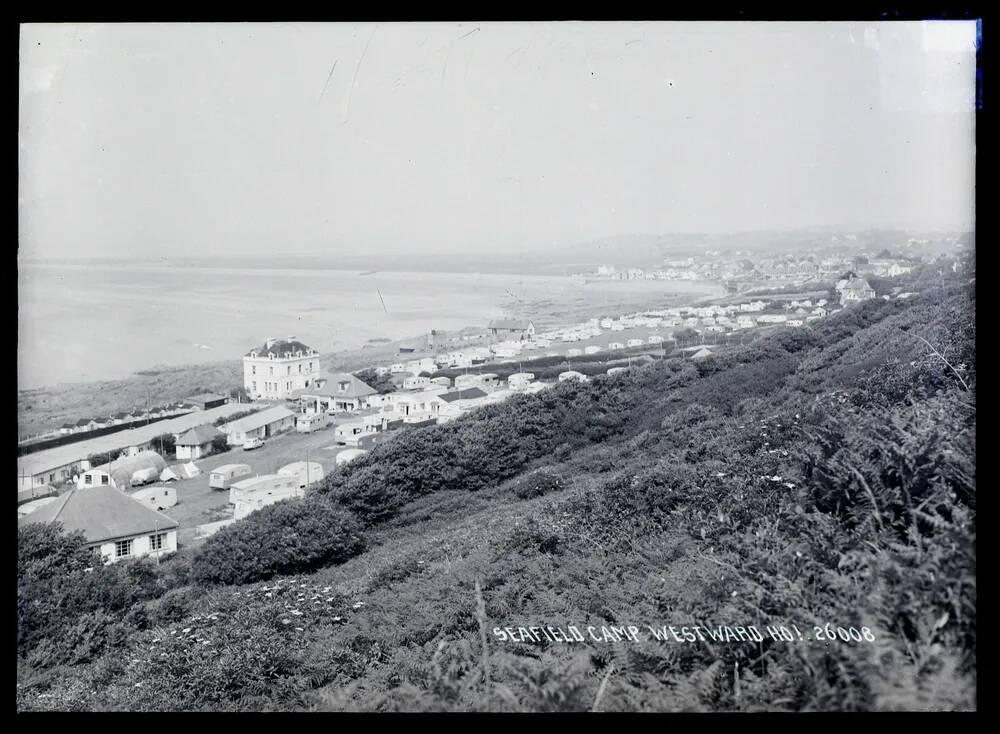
[352,602,365,609]
[182,628,191,633]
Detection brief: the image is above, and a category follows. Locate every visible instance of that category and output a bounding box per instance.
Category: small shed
[184,393,229,411]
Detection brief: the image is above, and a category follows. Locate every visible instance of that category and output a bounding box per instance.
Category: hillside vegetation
[17,276,975,712]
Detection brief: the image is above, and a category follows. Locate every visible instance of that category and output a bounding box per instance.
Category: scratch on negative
[457,27,480,41]
[318,60,338,103]
[342,25,377,123]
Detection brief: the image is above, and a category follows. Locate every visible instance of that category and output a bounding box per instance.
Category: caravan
[209,463,253,490]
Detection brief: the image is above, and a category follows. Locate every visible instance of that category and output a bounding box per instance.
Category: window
[85,474,93,485]
[149,533,165,551]
[49,474,55,483]
[115,539,133,558]
[252,365,256,375]
[252,381,257,392]
[269,366,274,376]
[309,361,313,370]
[101,475,109,485]
[298,364,302,374]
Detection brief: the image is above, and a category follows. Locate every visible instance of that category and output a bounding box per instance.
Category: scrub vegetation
[17,264,975,711]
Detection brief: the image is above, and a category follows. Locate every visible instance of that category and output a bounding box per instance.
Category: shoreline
[18,281,727,436]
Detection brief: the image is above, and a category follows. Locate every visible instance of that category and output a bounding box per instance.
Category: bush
[511,469,566,499]
[190,497,367,586]
[18,523,165,667]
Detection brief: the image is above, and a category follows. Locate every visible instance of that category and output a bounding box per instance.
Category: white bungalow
[19,485,178,563]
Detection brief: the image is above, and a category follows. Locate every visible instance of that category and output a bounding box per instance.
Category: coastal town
[16,263,928,559]
[581,236,964,289]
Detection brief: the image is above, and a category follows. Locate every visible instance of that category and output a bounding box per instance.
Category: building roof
[185,392,227,404]
[297,372,379,400]
[17,403,258,479]
[489,319,533,330]
[176,424,223,446]
[224,405,295,433]
[691,348,714,360]
[245,339,316,358]
[19,484,178,544]
[438,387,488,403]
[841,278,874,294]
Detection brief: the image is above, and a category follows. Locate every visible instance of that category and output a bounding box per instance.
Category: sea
[17,262,724,390]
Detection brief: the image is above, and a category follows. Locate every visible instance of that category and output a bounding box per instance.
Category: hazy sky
[18,21,977,259]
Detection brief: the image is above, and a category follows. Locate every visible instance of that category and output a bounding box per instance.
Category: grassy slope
[16,283,976,712]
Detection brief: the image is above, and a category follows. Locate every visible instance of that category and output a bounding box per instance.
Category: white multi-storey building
[243,336,321,401]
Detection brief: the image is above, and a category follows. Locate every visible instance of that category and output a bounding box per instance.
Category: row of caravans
[225,461,326,521]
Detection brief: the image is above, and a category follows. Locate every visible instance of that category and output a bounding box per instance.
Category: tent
[166,462,201,480]
[159,467,179,482]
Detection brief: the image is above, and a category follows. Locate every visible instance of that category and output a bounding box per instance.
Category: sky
[18,21,978,260]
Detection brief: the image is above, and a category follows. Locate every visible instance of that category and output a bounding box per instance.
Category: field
[156,428,352,547]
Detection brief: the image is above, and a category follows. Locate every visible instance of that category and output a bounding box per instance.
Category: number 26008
[814,624,875,642]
